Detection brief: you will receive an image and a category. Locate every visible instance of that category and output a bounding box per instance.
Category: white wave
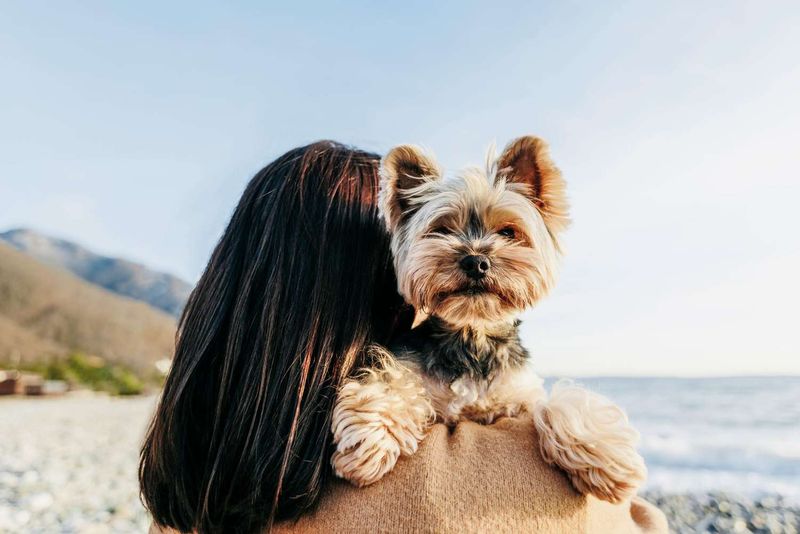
[554,377,800,499]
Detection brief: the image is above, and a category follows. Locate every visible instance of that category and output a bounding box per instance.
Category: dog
[331,136,646,503]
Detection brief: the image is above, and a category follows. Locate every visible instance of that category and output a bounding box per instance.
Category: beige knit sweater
[152,418,667,533]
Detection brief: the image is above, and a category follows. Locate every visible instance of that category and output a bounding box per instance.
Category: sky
[1,1,798,376]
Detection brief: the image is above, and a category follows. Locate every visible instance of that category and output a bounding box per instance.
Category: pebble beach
[0,395,154,533]
[0,394,798,533]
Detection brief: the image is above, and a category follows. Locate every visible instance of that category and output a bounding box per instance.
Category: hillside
[0,228,192,318]
[0,242,176,373]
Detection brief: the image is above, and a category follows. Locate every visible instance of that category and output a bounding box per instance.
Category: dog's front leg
[331,358,433,487]
[533,381,646,503]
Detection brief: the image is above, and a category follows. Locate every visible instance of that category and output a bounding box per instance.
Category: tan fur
[331,350,434,487]
[413,359,546,425]
[332,136,645,503]
[496,136,570,239]
[533,381,647,503]
[379,144,441,233]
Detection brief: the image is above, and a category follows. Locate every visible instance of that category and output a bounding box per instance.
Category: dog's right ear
[380,145,441,231]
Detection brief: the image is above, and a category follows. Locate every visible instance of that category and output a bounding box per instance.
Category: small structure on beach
[0,370,67,396]
[0,370,18,395]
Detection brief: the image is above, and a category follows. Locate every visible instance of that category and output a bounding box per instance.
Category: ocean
[558,377,800,501]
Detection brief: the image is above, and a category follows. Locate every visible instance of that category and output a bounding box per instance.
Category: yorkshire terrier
[331,136,646,503]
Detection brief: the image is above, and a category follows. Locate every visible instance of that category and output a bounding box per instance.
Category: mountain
[0,228,192,318]
[0,242,175,372]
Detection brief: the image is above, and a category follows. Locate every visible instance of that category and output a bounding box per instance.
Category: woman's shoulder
[275,418,667,533]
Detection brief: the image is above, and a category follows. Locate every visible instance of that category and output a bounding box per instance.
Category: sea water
[548,377,800,501]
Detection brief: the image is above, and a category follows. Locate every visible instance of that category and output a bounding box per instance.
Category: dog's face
[380,136,570,327]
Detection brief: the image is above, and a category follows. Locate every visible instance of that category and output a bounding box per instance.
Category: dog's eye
[498,226,516,239]
[430,226,450,235]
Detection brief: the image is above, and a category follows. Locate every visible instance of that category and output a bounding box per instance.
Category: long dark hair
[139,141,412,533]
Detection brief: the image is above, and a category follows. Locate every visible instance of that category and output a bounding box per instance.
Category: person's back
[152,419,666,533]
[272,419,666,533]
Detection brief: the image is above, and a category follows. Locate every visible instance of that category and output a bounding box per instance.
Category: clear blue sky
[1,1,798,375]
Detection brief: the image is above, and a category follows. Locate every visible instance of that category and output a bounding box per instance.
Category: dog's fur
[331,136,646,502]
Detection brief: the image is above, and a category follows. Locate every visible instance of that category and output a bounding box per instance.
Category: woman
[141,141,666,534]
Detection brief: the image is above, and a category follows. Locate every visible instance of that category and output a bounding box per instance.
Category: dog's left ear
[380,145,442,232]
[496,136,570,234]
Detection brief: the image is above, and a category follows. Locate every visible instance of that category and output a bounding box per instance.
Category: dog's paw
[331,367,433,487]
[533,381,646,503]
[331,422,402,487]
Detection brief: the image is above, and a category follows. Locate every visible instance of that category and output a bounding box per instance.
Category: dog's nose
[460,254,491,279]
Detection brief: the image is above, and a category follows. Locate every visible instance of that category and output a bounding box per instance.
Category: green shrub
[109,367,144,396]
[5,353,146,395]
[64,353,145,395]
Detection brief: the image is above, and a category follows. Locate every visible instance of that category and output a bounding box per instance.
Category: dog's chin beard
[423,285,516,326]
[433,284,492,307]
[442,286,491,299]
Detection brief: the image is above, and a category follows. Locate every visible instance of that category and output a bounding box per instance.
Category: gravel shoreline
[643,492,799,533]
[0,394,154,533]
[1,395,797,533]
